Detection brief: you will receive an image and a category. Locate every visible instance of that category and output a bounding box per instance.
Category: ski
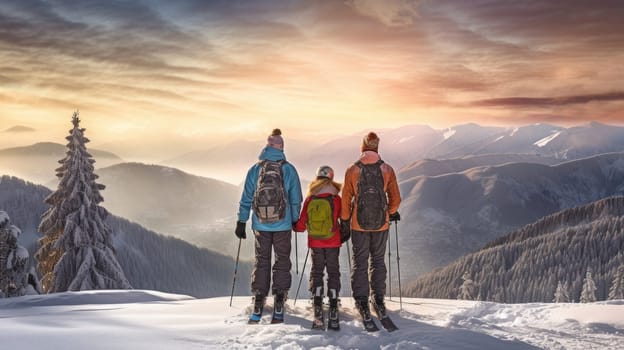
[270,314,284,324]
[361,316,379,332]
[371,299,398,332]
[378,316,398,332]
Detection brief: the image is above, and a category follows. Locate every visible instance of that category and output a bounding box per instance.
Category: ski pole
[346,240,352,274]
[295,231,299,275]
[388,231,392,301]
[394,222,402,310]
[229,238,242,307]
[294,248,310,306]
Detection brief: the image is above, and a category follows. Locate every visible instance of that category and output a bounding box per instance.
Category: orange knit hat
[361,132,379,152]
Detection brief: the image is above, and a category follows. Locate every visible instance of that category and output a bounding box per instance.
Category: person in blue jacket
[236,128,303,322]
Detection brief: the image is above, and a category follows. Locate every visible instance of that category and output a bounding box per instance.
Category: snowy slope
[0,290,622,350]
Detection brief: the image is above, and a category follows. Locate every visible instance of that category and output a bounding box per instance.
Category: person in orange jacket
[340,131,401,322]
[294,165,343,329]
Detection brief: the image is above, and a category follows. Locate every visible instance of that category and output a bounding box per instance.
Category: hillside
[96,162,239,229]
[0,290,623,349]
[0,175,252,298]
[396,152,624,281]
[405,196,624,303]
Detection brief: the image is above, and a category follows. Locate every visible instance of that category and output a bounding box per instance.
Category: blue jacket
[238,146,303,232]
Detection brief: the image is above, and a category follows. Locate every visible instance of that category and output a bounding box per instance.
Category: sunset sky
[1,0,623,156]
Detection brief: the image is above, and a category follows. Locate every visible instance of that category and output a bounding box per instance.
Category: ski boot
[248,294,265,324]
[327,289,340,331]
[355,296,378,332]
[271,291,286,324]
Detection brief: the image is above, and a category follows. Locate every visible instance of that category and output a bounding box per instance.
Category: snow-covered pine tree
[0,211,30,297]
[580,268,597,303]
[553,281,570,303]
[35,112,131,292]
[457,271,478,300]
[608,265,624,300]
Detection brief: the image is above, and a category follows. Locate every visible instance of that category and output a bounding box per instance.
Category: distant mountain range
[398,153,562,180]
[160,122,624,184]
[0,175,252,298]
[404,196,624,303]
[395,152,624,282]
[95,162,240,252]
[97,163,239,230]
[0,142,122,185]
[3,125,36,133]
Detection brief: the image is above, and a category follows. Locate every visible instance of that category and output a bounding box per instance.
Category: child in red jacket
[295,165,343,330]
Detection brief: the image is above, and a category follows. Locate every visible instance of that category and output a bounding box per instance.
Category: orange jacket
[340,151,401,232]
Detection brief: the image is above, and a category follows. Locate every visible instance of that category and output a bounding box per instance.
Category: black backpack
[253,160,287,223]
[356,160,387,230]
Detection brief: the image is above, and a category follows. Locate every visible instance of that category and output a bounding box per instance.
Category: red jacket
[295,192,342,248]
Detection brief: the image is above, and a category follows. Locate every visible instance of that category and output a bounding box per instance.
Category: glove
[340,219,351,243]
[389,212,401,222]
[235,221,247,239]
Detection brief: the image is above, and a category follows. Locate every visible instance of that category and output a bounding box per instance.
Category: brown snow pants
[350,229,388,298]
[309,247,341,296]
[251,230,292,297]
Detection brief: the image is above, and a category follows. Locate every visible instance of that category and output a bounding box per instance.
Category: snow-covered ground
[1,290,623,350]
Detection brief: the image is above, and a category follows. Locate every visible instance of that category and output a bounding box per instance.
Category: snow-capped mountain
[0,175,252,298]
[0,142,122,185]
[295,124,443,181]
[536,122,624,159]
[398,153,561,180]
[424,122,624,160]
[471,123,563,156]
[424,123,508,159]
[395,152,624,283]
[1,290,622,350]
[405,196,624,303]
[159,122,624,185]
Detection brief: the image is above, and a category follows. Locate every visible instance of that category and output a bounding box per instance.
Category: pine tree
[457,271,478,300]
[580,268,597,303]
[553,281,570,303]
[0,211,29,297]
[608,265,624,300]
[35,112,131,292]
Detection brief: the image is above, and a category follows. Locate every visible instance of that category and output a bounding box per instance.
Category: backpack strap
[355,159,383,168]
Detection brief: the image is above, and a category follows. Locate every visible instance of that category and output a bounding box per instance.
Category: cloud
[345,0,420,27]
[469,92,624,108]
